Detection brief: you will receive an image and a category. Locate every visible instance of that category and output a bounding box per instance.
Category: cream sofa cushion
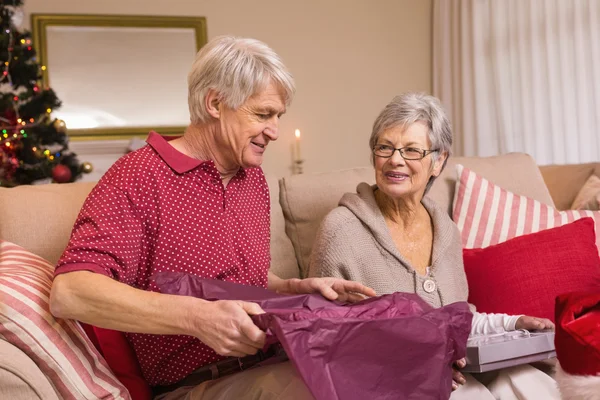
[280,152,555,278]
[265,174,299,279]
[540,162,600,210]
[570,175,600,210]
[0,182,96,264]
[279,167,375,278]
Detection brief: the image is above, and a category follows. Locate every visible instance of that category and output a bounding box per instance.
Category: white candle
[294,129,301,161]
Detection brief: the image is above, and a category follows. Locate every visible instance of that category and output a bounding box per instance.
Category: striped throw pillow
[0,240,130,399]
[452,165,600,251]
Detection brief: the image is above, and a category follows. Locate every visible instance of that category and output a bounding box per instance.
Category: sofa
[540,161,600,210]
[0,152,598,399]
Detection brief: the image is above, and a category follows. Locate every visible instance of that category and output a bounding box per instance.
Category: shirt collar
[146,131,207,174]
[145,131,247,180]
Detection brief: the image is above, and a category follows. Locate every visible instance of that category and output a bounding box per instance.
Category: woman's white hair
[369,92,453,194]
[187,36,295,124]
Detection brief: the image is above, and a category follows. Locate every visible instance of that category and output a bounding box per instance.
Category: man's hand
[285,277,376,303]
[515,315,555,331]
[189,300,267,358]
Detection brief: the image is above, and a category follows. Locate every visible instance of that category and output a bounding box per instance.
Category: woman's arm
[470,311,521,335]
[308,213,355,280]
[470,312,554,335]
[267,213,376,302]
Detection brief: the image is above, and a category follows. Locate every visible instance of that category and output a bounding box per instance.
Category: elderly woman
[50,36,374,400]
[309,93,559,400]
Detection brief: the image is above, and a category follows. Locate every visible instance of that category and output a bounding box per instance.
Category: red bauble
[52,164,72,183]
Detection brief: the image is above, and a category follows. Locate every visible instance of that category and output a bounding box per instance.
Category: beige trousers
[157,361,559,400]
[451,364,560,400]
[155,361,314,400]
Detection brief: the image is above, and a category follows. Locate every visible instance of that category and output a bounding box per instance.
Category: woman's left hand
[515,315,555,331]
[452,358,467,391]
[286,277,376,303]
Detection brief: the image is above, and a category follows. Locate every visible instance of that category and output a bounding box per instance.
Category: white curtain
[433,0,600,165]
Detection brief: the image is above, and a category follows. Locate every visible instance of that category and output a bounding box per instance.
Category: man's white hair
[188,36,295,124]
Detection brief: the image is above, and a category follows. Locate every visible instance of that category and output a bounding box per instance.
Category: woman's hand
[452,358,467,391]
[285,277,376,303]
[515,316,555,331]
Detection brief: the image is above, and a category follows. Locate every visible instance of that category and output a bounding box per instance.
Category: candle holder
[293,159,304,175]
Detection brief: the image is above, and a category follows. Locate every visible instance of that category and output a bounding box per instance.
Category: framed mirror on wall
[31,14,207,141]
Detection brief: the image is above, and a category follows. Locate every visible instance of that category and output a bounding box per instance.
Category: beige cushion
[0,182,96,264]
[570,175,600,210]
[540,163,600,210]
[265,174,300,279]
[280,153,554,278]
[0,339,59,400]
[279,167,375,277]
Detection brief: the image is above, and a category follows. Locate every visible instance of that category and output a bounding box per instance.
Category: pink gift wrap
[154,272,472,400]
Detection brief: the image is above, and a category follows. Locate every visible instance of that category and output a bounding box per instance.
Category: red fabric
[55,132,271,386]
[82,324,152,400]
[463,218,600,322]
[555,291,600,377]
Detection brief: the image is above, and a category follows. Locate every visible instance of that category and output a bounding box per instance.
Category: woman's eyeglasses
[373,144,438,160]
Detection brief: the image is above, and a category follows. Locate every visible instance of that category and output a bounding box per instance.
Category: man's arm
[51,271,266,358]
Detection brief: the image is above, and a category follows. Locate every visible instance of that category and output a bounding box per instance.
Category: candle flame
[295,129,301,139]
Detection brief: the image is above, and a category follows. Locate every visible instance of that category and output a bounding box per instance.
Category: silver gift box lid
[462,330,555,373]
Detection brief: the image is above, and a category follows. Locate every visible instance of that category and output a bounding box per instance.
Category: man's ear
[205,89,221,119]
[432,150,448,177]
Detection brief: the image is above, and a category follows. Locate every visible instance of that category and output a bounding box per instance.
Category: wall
[24,0,432,179]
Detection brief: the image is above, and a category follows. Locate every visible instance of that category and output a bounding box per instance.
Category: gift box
[462,330,556,373]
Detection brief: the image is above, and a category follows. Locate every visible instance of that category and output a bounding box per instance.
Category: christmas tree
[0,0,89,187]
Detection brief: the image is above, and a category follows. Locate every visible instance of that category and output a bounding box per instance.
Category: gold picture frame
[31,14,207,141]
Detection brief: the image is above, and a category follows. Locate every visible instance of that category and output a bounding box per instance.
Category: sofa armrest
[0,339,58,400]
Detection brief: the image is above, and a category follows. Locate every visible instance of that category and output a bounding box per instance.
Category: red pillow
[82,324,152,400]
[463,218,600,322]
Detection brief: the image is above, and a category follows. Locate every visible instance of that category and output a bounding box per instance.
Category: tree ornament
[51,164,72,183]
[81,161,94,173]
[53,119,67,133]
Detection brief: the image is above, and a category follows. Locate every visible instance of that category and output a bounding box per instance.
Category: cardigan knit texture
[309,182,519,334]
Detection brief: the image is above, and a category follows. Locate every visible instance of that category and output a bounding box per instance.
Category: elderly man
[50,36,374,399]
